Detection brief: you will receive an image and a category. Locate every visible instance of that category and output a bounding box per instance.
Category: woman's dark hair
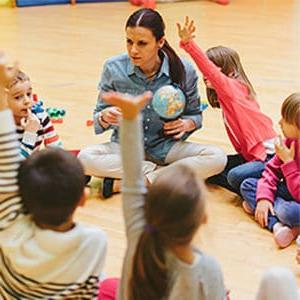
[126,8,186,88]
[206,46,256,108]
[129,165,207,300]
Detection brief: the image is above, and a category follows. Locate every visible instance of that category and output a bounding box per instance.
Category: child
[240,93,300,248]
[177,17,277,194]
[0,54,115,299]
[101,91,227,300]
[6,69,62,158]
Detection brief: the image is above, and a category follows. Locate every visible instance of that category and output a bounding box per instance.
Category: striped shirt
[17,111,63,158]
[0,110,107,299]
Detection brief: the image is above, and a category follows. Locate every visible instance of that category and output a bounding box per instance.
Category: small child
[0,54,115,299]
[102,91,227,300]
[177,17,277,194]
[241,93,300,248]
[6,69,62,158]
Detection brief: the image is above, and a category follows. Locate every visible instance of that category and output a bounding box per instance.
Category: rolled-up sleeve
[93,61,114,135]
[181,59,202,129]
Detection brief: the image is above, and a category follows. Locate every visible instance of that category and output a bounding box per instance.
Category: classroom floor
[1,0,300,299]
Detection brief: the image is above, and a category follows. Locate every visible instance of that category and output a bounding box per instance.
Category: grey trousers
[78,141,227,183]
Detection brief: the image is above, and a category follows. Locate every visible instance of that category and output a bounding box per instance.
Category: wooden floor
[1,1,300,299]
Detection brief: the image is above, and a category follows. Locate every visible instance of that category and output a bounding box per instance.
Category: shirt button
[144,137,148,141]
[147,105,151,109]
[145,126,148,130]
[146,118,150,122]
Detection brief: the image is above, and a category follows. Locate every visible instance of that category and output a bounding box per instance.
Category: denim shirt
[94,52,202,164]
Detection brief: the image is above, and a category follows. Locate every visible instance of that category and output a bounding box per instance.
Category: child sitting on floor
[6,69,62,158]
[0,53,117,299]
[241,93,300,248]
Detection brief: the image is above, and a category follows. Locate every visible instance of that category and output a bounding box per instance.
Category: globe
[152,85,186,120]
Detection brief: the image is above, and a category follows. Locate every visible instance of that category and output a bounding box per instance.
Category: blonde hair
[206,46,256,108]
[8,69,30,89]
[281,93,300,129]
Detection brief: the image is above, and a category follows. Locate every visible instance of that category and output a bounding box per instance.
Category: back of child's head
[8,69,30,89]
[281,93,300,129]
[205,46,256,108]
[129,165,206,300]
[18,148,85,227]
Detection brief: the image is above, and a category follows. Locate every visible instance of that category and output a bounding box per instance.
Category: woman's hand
[255,199,275,228]
[101,91,152,120]
[100,106,123,126]
[176,16,196,44]
[163,118,196,140]
[275,135,295,163]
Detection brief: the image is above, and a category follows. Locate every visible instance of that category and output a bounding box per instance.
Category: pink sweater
[180,40,276,162]
[257,138,300,203]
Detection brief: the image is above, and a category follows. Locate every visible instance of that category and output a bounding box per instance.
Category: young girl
[102,91,227,300]
[241,93,300,248]
[6,70,63,158]
[177,17,277,194]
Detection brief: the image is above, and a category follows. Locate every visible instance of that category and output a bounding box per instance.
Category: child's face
[279,117,299,139]
[7,80,33,120]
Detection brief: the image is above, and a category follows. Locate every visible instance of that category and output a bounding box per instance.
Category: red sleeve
[281,160,300,202]
[179,40,244,103]
[256,155,282,203]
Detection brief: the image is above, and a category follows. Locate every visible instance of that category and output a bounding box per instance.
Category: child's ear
[79,188,89,207]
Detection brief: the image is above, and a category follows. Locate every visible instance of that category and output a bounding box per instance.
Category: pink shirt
[257,138,300,203]
[180,40,277,161]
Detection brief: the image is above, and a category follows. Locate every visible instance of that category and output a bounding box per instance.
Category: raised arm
[0,53,23,230]
[177,17,240,102]
[102,91,152,237]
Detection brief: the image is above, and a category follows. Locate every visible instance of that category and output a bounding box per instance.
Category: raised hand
[0,52,17,89]
[0,51,18,110]
[102,91,152,119]
[176,16,196,44]
[275,135,295,163]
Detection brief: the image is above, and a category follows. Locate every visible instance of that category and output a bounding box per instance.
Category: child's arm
[177,17,242,104]
[41,114,63,149]
[102,91,152,237]
[0,54,24,230]
[276,138,299,202]
[19,110,41,158]
[255,155,282,227]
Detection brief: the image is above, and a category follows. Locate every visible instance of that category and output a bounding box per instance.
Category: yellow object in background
[0,0,12,6]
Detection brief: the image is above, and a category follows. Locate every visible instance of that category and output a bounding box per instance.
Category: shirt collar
[126,51,170,78]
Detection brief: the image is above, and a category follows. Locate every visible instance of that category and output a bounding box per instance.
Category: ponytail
[161,40,186,89]
[129,230,168,300]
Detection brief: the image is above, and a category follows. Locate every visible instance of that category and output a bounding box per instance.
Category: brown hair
[126,8,186,89]
[129,165,206,300]
[206,46,256,108]
[281,93,300,129]
[18,148,85,227]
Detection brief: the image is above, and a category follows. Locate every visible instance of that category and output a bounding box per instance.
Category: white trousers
[78,141,227,183]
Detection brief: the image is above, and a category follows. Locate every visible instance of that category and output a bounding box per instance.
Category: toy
[152,85,186,120]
